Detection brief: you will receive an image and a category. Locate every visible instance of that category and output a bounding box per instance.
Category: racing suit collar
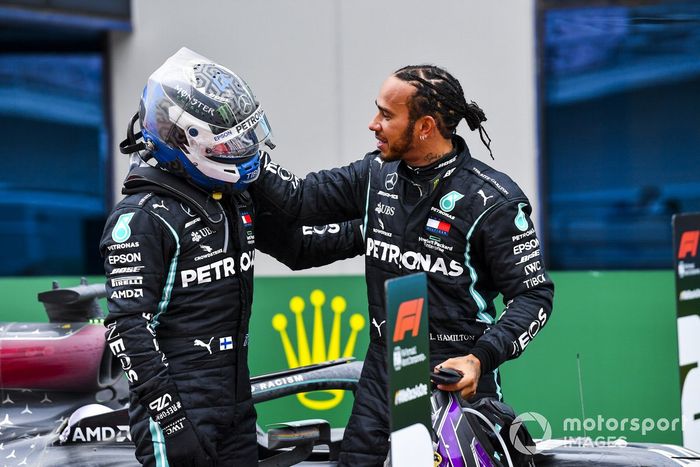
[122,165,225,228]
[397,136,471,191]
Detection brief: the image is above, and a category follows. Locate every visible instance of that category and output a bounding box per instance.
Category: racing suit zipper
[225,196,252,401]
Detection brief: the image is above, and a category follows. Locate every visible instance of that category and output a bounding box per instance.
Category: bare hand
[433,354,481,400]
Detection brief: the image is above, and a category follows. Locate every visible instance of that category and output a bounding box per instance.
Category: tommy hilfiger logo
[425,217,451,236]
[241,212,252,226]
[272,290,365,410]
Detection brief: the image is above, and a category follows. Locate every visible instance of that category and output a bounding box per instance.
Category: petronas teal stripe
[464,206,497,324]
[494,368,503,401]
[362,164,373,241]
[152,213,180,330]
[149,418,169,466]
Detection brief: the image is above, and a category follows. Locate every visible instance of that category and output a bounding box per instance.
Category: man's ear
[417,115,438,137]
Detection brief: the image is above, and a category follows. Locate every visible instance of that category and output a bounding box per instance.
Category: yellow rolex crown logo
[272,289,365,410]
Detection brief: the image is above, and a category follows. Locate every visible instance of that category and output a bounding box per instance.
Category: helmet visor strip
[167,101,272,161]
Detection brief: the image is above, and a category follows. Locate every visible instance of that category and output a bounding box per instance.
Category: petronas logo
[272,290,365,410]
[514,202,529,232]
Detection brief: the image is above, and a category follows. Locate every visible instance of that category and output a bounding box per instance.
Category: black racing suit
[252,135,555,466]
[101,166,363,466]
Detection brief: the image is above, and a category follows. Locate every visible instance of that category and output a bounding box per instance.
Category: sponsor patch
[241,212,252,226]
[425,217,451,236]
[514,202,529,232]
[439,191,464,212]
[111,213,135,243]
[219,336,234,351]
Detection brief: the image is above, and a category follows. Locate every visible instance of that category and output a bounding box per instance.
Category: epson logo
[108,253,142,265]
[513,238,539,255]
[366,238,464,277]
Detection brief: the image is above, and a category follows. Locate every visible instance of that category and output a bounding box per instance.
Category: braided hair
[393,64,493,158]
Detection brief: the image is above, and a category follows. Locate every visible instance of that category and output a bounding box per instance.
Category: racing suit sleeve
[101,207,196,441]
[468,201,555,374]
[250,152,372,226]
[255,216,365,270]
[253,189,364,270]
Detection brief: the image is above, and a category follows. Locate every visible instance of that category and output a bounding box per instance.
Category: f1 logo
[392,298,424,343]
[678,230,700,259]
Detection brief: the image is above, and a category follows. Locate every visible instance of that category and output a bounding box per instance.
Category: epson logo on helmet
[213,107,265,144]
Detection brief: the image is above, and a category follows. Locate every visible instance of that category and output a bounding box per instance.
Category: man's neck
[406,139,455,168]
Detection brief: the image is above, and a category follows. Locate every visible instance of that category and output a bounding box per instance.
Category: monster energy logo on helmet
[162,61,258,131]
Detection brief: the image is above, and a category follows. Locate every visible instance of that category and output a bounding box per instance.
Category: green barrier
[500,271,682,445]
[0,271,682,443]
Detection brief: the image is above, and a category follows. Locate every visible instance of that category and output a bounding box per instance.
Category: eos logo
[302,224,340,235]
[375,203,395,216]
[515,308,548,353]
[106,323,138,383]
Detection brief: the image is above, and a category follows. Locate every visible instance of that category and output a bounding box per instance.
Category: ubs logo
[375,203,395,216]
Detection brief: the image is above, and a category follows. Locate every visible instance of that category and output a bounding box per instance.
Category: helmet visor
[167,102,272,161]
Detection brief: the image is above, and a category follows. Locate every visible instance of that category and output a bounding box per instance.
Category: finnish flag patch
[219,336,233,351]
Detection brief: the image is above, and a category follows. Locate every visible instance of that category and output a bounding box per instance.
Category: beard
[379,121,416,162]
